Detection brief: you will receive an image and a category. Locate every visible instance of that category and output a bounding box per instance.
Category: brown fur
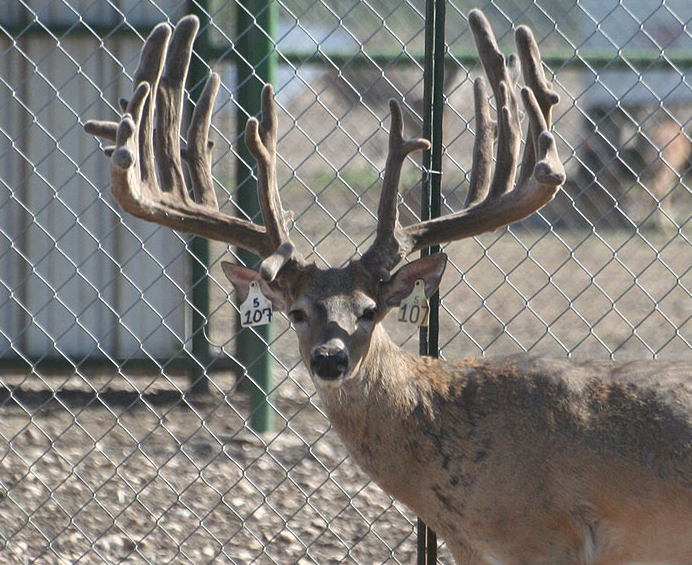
[318,325,692,565]
[236,259,692,565]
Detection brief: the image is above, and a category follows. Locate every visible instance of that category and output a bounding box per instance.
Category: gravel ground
[0,373,444,565]
[3,229,692,565]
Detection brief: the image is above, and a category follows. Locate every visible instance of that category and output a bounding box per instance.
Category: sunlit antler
[84,16,302,281]
[361,9,565,278]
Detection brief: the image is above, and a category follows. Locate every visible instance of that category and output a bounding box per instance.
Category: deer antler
[362,9,565,278]
[84,16,302,282]
[86,12,563,285]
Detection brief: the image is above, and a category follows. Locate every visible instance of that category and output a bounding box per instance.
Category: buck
[85,10,692,565]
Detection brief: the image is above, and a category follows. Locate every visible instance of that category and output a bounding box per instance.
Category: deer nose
[310,346,349,380]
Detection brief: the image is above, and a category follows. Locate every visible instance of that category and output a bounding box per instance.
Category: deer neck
[315,323,452,503]
[317,323,420,417]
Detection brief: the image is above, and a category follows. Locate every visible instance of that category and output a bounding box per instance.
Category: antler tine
[514,24,561,187]
[155,15,198,201]
[361,100,430,279]
[396,9,564,256]
[469,10,522,199]
[244,84,304,282]
[84,15,297,266]
[133,21,170,192]
[183,71,220,208]
[464,77,495,207]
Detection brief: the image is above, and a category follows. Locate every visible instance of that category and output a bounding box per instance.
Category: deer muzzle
[310,341,349,381]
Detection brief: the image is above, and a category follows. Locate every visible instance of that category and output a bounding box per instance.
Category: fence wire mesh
[1,0,692,563]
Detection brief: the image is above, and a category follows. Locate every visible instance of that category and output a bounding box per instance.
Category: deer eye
[288,309,307,324]
[359,307,377,323]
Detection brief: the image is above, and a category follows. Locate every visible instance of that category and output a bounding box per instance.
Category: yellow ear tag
[397,279,430,327]
[240,281,274,327]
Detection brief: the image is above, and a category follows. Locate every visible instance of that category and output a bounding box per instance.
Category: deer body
[84,9,692,565]
[320,329,692,564]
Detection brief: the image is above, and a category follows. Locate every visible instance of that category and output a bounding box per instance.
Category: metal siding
[0,6,189,360]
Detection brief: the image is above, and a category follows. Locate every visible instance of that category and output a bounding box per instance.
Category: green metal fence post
[235,0,278,432]
[188,0,212,394]
[418,0,446,562]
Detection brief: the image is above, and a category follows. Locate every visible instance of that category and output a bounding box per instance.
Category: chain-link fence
[2,0,692,563]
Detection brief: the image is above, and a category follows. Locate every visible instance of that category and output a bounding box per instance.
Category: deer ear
[221,261,290,312]
[380,253,447,307]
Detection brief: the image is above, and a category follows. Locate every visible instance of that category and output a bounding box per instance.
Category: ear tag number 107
[240,282,273,327]
[398,279,430,327]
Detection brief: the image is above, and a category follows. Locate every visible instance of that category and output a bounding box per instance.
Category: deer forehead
[291,264,378,312]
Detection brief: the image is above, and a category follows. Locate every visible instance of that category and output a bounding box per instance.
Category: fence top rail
[4,21,692,73]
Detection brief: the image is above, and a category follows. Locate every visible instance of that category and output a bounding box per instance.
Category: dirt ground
[3,229,692,565]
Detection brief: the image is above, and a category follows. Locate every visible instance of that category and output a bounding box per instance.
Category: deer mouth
[310,348,349,382]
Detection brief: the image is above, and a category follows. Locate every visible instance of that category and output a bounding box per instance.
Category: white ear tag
[397,279,430,327]
[240,281,274,327]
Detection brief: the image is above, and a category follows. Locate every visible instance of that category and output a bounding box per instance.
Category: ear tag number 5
[398,279,430,327]
[240,282,273,327]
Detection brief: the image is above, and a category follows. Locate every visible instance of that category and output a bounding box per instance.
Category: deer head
[85,10,564,389]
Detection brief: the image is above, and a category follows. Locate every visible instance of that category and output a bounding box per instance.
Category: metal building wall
[0,1,189,361]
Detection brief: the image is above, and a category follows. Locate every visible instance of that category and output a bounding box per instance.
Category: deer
[84,10,692,565]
